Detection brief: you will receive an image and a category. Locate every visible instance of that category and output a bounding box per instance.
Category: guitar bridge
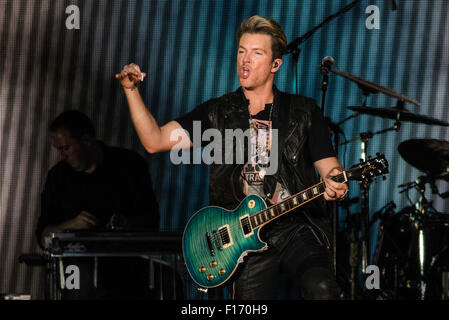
[212,230,222,250]
[206,232,215,256]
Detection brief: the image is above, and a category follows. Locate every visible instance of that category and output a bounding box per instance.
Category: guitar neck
[249,171,348,229]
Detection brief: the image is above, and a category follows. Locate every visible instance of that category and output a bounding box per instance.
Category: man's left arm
[314,156,348,201]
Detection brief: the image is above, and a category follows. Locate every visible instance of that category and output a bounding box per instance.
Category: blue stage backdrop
[1,0,448,299]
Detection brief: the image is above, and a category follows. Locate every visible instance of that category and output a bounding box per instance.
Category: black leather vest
[203,86,328,222]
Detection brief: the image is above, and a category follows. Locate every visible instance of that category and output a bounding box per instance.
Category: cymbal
[348,106,449,127]
[331,69,421,106]
[398,139,449,177]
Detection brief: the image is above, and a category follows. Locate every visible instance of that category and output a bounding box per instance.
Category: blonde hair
[236,15,287,60]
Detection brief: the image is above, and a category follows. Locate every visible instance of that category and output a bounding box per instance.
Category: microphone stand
[321,68,330,114]
[319,63,338,278]
[286,0,363,94]
[332,129,340,279]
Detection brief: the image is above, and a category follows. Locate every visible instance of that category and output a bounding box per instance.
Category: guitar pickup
[240,215,253,238]
[218,225,233,249]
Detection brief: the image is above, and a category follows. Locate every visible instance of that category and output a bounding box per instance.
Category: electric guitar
[182,153,389,289]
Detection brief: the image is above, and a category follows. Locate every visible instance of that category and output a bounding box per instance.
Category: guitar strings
[204,171,351,239]
[201,162,383,247]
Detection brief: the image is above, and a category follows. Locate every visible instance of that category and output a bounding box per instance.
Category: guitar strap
[266,91,297,193]
[271,89,291,163]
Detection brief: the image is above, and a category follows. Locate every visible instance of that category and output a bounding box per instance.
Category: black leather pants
[230,215,342,300]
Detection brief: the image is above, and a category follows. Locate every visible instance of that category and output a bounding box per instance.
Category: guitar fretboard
[249,172,347,228]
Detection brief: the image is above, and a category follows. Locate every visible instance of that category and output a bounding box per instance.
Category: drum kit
[326,66,449,300]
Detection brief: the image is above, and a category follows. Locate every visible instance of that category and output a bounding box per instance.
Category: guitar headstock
[347,153,389,183]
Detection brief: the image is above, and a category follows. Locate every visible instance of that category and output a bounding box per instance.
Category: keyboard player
[35,110,160,299]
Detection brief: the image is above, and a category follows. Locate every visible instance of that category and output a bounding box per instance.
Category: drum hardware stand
[359,129,397,287]
[339,96,403,298]
[398,175,442,300]
[354,140,396,273]
[370,201,397,299]
[414,182,430,300]
[414,177,442,300]
[348,214,361,300]
[337,197,359,299]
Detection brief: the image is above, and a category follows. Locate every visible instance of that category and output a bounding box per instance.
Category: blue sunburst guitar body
[183,195,268,288]
[182,154,389,289]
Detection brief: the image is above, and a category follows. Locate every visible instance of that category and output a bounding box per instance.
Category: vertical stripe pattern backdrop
[0,0,448,299]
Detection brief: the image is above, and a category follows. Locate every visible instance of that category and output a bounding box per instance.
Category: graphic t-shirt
[241,104,289,205]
